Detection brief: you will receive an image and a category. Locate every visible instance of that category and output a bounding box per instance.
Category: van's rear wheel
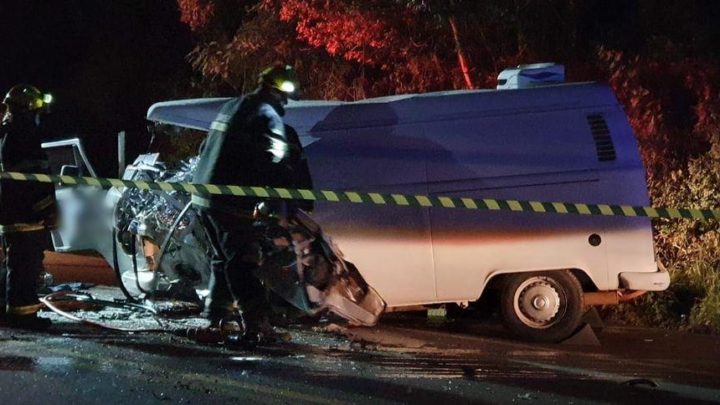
[499,271,583,343]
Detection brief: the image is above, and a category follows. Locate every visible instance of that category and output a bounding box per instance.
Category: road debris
[516,393,534,400]
[312,323,347,334]
[622,378,659,388]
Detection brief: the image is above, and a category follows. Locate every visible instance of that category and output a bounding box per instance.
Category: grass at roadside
[611,137,720,333]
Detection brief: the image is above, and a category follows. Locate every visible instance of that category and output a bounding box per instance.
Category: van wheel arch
[569,268,598,292]
[484,268,597,293]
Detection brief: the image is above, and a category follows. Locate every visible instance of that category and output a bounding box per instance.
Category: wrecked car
[44,64,669,342]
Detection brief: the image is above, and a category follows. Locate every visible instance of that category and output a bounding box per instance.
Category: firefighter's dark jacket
[0,115,57,233]
[191,89,313,213]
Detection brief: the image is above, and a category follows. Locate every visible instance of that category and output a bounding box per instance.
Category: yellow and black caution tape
[2,171,719,221]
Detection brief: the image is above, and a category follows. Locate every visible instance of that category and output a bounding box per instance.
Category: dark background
[0,0,191,176]
[2,0,720,177]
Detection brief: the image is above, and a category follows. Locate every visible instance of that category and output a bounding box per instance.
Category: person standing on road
[0,85,57,330]
[191,64,302,345]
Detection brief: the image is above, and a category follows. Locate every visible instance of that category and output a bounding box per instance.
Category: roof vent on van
[496,63,565,90]
[586,114,617,161]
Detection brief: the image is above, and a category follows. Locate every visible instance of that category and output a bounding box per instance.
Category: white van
[45,65,669,342]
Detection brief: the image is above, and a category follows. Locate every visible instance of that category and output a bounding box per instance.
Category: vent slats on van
[586,114,616,161]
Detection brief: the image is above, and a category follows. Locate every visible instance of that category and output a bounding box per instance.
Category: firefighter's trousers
[0,229,47,315]
[199,208,269,329]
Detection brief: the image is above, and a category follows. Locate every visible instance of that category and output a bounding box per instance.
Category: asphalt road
[1,296,719,404]
[0,253,717,404]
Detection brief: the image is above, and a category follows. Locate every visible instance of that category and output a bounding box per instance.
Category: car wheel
[499,271,583,343]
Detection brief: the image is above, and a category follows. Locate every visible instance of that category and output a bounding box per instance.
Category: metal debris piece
[622,378,659,388]
[517,393,534,400]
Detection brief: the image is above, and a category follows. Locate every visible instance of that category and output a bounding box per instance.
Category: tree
[177,0,480,98]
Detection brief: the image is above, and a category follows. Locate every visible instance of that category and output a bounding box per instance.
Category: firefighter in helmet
[0,84,57,329]
[192,64,310,345]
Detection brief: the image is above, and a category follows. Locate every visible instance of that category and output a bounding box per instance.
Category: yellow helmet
[3,84,53,113]
[258,64,299,98]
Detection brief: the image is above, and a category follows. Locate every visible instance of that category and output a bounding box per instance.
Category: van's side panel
[302,125,437,306]
[288,84,655,304]
[421,107,611,300]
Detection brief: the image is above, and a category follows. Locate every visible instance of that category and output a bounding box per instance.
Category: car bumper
[619,262,670,291]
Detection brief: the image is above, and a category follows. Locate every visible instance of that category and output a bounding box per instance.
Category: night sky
[0,0,191,176]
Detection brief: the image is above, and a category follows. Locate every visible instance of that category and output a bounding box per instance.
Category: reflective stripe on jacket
[0,222,46,234]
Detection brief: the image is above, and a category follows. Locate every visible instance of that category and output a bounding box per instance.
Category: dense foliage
[176,0,720,332]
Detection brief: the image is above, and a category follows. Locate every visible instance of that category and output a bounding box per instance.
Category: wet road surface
[1,289,719,405]
[2,255,718,403]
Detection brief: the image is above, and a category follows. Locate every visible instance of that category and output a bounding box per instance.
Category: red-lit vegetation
[177,0,216,32]
[176,0,720,331]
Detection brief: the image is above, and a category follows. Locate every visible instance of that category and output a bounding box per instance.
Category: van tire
[499,271,584,343]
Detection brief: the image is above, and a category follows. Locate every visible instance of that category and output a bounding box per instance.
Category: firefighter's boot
[0,231,52,331]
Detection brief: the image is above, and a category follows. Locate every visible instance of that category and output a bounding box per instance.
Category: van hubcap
[513,277,565,329]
